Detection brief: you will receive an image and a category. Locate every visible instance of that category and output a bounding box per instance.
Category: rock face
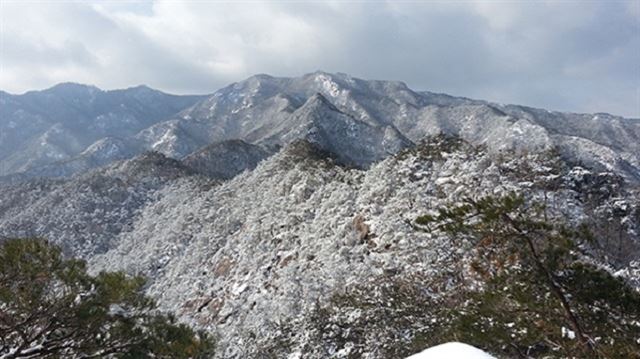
[0,73,639,357]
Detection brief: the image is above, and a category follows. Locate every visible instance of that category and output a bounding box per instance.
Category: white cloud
[0,0,638,117]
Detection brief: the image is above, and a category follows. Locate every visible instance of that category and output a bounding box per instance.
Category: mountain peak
[115,84,169,99]
[125,84,154,92]
[306,69,335,78]
[305,70,349,80]
[114,151,193,180]
[247,73,275,81]
[305,70,350,85]
[43,82,102,96]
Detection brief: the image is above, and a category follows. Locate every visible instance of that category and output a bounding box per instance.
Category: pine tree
[414,194,640,357]
[0,238,215,358]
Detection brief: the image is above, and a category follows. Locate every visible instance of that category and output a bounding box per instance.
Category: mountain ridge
[3,72,639,184]
[0,83,208,177]
[3,75,637,118]
[2,135,636,357]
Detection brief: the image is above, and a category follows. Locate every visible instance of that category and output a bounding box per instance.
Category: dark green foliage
[559,263,640,356]
[0,238,215,358]
[563,262,640,315]
[306,279,441,358]
[397,134,467,162]
[496,148,566,191]
[426,262,640,357]
[414,194,640,357]
[284,140,342,171]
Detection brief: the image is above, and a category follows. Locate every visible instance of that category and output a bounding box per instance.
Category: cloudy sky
[1,0,638,117]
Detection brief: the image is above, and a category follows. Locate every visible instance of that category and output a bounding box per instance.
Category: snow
[561,326,576,340]
[1,72,639,357]
[405,342,495,359]
[9,71,638,182]
[152,128,179,151]
[0,86,203,178]
[314,73,343,98]
[1,131,638,357]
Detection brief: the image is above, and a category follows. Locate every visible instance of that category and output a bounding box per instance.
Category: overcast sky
[1,0,638,117]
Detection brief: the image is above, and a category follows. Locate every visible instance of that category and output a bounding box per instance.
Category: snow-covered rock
[405,342,495,359]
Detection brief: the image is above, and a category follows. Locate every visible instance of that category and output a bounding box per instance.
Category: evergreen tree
[0,238,215,358]
[415,194,640,357]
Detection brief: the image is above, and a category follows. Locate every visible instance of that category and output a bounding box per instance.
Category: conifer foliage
[415,194,640,357]
[0,238,215,358]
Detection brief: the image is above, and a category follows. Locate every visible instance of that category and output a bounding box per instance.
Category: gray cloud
[0,0,638,117]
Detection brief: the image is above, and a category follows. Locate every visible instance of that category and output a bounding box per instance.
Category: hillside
[0,84,206,177]
[1,136,638,357]
[1,73,639,357]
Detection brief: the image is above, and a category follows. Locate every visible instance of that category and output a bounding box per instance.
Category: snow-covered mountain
[4,72,638,183]
[1,137,638,357]
[133,71,639,180]
[1,73,639,357]
[0,83,206,177]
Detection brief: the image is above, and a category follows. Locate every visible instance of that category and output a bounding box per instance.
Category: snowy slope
[77,139,635,357]
[0,84,206,177]
[0,152,196,257]
[0,136,638,357]
[131,71,640,180]
[3,72,639,183]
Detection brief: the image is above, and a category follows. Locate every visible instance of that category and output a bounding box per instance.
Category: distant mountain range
[0,83,206,177]
[2,72,639,182]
